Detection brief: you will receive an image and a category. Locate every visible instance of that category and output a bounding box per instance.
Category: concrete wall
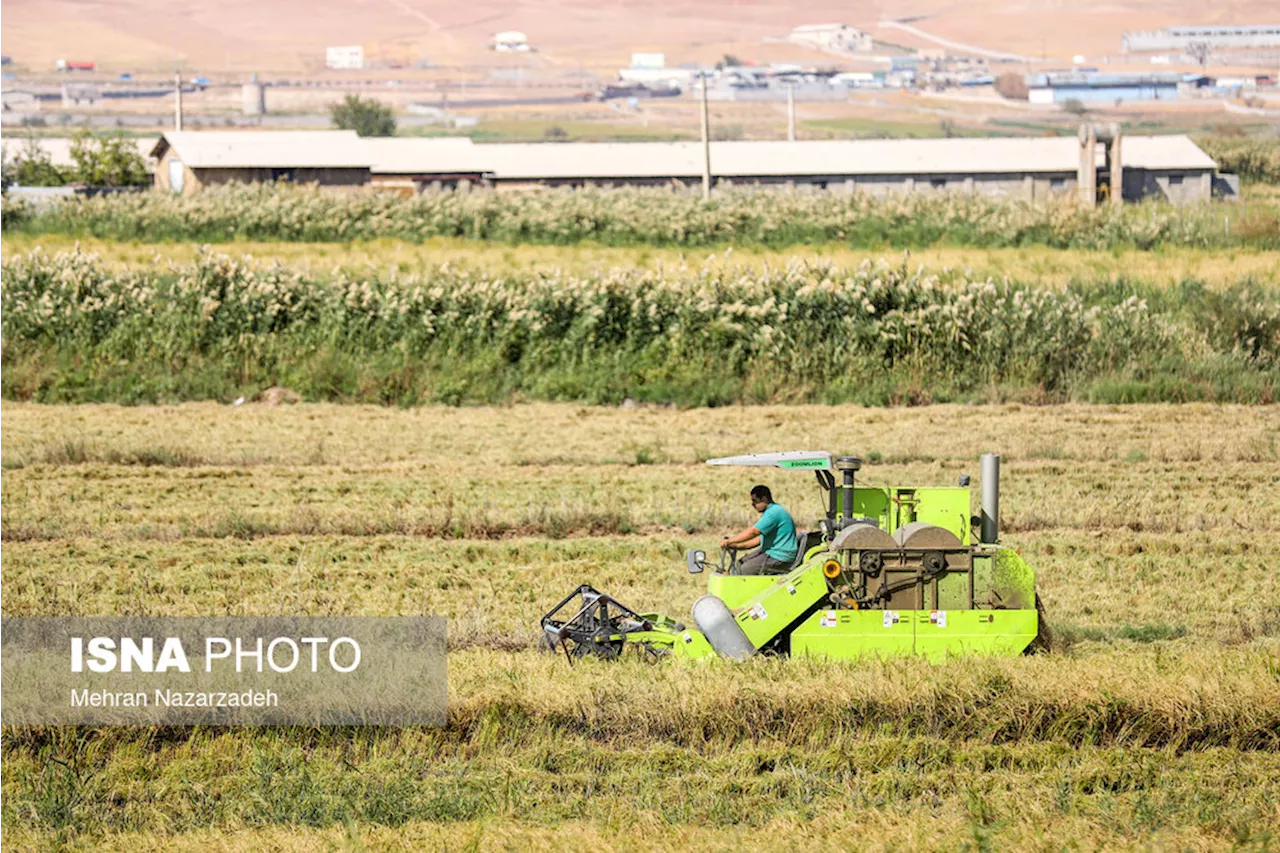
[146,144,1212,206]
[1122,169,1213,204]
[489,172,1078,201]
[153,146,369,195]
[832,173,1076,201]
[154,146,197,195]
[371,173,487,192]
[470,170,1221,204]
[1042,84,1178,103]
[194,167,370,191]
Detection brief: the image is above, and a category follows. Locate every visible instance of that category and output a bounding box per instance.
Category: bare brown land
[5,0,1279,74]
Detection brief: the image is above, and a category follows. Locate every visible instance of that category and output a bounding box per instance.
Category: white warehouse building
[147,131,1221,205]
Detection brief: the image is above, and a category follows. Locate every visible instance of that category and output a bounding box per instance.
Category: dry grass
[4,234,1277,289]
[4,401,1276,468]
[3,401,1279,850]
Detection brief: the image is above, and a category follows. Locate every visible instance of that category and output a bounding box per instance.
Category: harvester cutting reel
[541,584,687,664]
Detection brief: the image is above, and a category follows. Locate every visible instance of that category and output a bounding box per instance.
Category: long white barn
[147,130,1220,204]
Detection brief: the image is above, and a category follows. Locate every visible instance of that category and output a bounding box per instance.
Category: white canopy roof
[706,451,833,472]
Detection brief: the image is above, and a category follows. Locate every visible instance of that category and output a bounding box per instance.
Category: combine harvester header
[542,451,1044,662]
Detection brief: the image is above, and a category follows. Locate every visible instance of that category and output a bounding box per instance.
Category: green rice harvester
[541,452,1044,662]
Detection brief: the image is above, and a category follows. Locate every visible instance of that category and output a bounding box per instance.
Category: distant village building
[788,24,873,54]
[1123,24,1280,53]
[492,31,531,52]
[61,84,100,107]
[325,46,364,70]
[615,53,693,88]
[1,90,40,111]
[828,72,886,89]
[1027,72,1182,104]
[146,130,1220,204]
[630,53,665,70]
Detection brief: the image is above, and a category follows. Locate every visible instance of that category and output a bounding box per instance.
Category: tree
[8,136,68,186]
[994,72,1029,100]
[712,123,744,141]
[69,132,149,186]
[0,140,13,197]
[1186,41,1211,67]
[1061,98,1087,116]
[330,94,396,137]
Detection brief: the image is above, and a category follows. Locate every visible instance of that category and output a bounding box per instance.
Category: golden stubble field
[3,401,1278,638]
[2,401,1279,850]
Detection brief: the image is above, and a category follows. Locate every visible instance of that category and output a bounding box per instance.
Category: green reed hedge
[3,182,1276,249]
[3,249,1276,405]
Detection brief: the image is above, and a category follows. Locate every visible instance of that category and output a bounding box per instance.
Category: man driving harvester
[722,485,798,575]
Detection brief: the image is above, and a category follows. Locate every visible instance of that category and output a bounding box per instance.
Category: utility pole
[700,73,712,201]
[174,71,183,131]
[786,83,796,141]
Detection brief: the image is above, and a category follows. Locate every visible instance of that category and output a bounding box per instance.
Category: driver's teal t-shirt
[755,503,798,562]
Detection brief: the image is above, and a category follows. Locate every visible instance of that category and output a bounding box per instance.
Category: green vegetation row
[1,132,150,189]
[3,182,1278,249]
[1195,136,1280,184]
[4,249,1277,406]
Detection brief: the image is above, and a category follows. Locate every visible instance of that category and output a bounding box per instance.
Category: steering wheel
[719,544,741,574]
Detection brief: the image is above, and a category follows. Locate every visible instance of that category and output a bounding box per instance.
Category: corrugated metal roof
[481,142,703,179]
[148,131,1218,178]
[478,136,1216,179]
[362,137,486,174]
[715,139,1085,177]
[477,138,1090,179]
[153,131,370,168]
[1121,135,1217,170]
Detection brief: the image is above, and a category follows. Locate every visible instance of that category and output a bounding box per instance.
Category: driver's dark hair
[750,485,772,503]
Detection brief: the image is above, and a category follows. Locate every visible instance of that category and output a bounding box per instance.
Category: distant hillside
[3,0,1277,75]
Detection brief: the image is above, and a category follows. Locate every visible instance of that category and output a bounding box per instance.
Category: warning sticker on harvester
[930,610,947,628]
[748,603,768,621]
[786,584,797,596]
[820,611,838,628]
[683,633,693,644]
[883,610,900,628]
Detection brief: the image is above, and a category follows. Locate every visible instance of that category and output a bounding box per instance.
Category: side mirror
[686,549,707,574]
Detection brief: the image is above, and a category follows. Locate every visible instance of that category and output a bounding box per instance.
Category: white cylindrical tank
[242,75,265,116]
[691,595,755,661]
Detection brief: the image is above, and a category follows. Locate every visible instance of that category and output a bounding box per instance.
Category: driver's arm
[723,525,761,549]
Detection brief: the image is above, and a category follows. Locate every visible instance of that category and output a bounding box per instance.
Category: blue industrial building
[1027,73,1181,104]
